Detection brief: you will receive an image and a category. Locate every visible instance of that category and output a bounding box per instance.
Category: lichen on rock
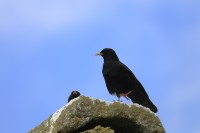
[29,96,165,133]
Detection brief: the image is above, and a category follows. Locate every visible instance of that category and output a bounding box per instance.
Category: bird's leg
[119,94,129,100]
[117,95,121,101]
[120,90,133,100]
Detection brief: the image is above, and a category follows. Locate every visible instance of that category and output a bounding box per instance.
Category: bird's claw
[124,96,129,100]
[113,100,123,102]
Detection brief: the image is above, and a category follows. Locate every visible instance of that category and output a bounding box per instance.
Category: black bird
[68,91,80,103]
[96,48,158,113]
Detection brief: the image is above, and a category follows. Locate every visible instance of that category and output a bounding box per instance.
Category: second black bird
[96,48,158,113]
[68,91,80,103]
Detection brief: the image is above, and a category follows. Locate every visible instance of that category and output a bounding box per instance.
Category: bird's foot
[113,100,123,102]
[116,95,123,102]
[117,96,121,101]
[124,96,129,100]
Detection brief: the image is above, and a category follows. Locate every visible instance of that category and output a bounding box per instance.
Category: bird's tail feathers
[128,91,158,113]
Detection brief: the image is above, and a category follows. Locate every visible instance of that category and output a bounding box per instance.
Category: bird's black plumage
[96,48,158,113]
[68,91,80,103]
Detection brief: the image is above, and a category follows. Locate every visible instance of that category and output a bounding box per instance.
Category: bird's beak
[96,52,103,56]
[73,91,77,95]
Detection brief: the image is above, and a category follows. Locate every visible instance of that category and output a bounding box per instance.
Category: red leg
[120,90,133,100]
[117,95,121,101]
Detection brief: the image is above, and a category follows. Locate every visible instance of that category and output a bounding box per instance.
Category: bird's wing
[136,79,150,98]
[68,95,73,102]
[118,62,149,97]
[103,69,116,95]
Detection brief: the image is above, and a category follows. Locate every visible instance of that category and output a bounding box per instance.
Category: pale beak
[73,91,77,95]
[95,52,103,56]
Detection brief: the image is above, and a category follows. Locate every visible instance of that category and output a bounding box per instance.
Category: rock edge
[29,96,165,133]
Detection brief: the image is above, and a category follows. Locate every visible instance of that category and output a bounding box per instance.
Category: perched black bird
[96,48,158,113]
[68,91,80,103]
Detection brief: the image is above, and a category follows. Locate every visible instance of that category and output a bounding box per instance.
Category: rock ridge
[29,96,165,133]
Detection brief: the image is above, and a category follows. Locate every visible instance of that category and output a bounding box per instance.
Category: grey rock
[81,125,114,133]
[29,96,165,133]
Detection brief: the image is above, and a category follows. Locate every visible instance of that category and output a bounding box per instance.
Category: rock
[81,125,114,133]
[29,96,165,133]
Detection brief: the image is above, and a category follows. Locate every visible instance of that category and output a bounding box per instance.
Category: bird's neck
[104,58,119,63]
[103,55,119,62]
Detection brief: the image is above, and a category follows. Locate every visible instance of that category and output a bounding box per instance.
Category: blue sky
[0,0,200,133]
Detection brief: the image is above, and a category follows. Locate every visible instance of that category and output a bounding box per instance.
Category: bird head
[71,91,80,96]
[96,48,119,61]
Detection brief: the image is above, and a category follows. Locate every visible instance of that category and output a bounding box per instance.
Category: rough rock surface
[81,125,114,133]
[29,96,165,133]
